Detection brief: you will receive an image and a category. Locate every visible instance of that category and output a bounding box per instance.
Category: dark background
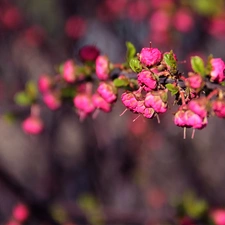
[0,0,225,224]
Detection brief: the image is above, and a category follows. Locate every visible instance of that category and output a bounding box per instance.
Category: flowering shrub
[11,42,225,139]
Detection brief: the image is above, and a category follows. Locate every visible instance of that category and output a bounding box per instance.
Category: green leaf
[61,87,76,98]
[163,50,177,73]
[126,42,136,62]
[191,56,205,76]
[14,91,32,106]
[205,54,213,75]
[26,81,38,99]
[113,78,129,88]
[129,57,142,73]
[165,83,179,95]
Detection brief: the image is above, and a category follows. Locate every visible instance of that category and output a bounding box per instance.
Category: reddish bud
[95,55,110,80]
[65,16,86,39]
[13,203,29,222]
[97,82,117,103]
[139,47,162,67]
[22,116,44,135]
[79,45,100,62]
[1,6,23,29]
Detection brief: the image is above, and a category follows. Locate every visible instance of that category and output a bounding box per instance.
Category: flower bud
[185,110,207,129]
[143,107,155,118]
[210,58,225,83]
[188,98,208,118]
[79,45,100,62]
[73,93,95,114]
[212,100,225,118]
[97,82,117,103]
[121,91,138,111]
[92,93,112,112]
[95,55,110,80]
[43,92,61,110]
[63,60,76,83]
[22,116,44,135]
[144,91,167,113]
[139,47,162,67]
[211,209,225,225]
[134,100,146,114]
[174,109,186,127]
[137,70,157,90]
[38,74,52,93]
[186,73,204,89]
[13,203,29,222]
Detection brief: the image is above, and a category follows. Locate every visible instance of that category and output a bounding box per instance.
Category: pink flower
[92,93,112,112]
[186,74,203,89]
[38,75,52,93]
[63,60,76,83]
[174,109,186,127]
[79,45,100,62]
[139,47,162,67]
[210,58,225,83]
[95,55,109,80]
[97,82,117,103]
[73,94,95,114]
[134,100,146,114]
[1,6,23,30]
[13,203,29,222]
[127,0,149,22]
[143,107,155,118]
[174,108,207,129]
[22,116,44,135]
[144,91,167,113]
[65,16,86,39]
[211,209,225,225]
[212,100,225,118]
[137,70,157,90]
[173,8,194,33]
[121,91,138,111]
[188,98,208,118]
[43,92,61,110]
[185,110,207,129]
[149,10,171,33]
[24,25,45,47]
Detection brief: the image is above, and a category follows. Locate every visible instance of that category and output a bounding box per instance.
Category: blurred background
[1,0,225,224]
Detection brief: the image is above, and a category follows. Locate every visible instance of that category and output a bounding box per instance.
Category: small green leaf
[113,78,129,88]
[14,91,32,106]
[191,56,205,76]
[126,42,136,62]
[26,81,38,99]
[61,87,76,98]
[205,54,213,75]
[165,83,179,95]
[129,57,142,73]
[163,50,177,73]
[3,113,16,123]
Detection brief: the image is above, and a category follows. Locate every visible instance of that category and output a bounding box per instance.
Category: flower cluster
[13,42,225,138]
